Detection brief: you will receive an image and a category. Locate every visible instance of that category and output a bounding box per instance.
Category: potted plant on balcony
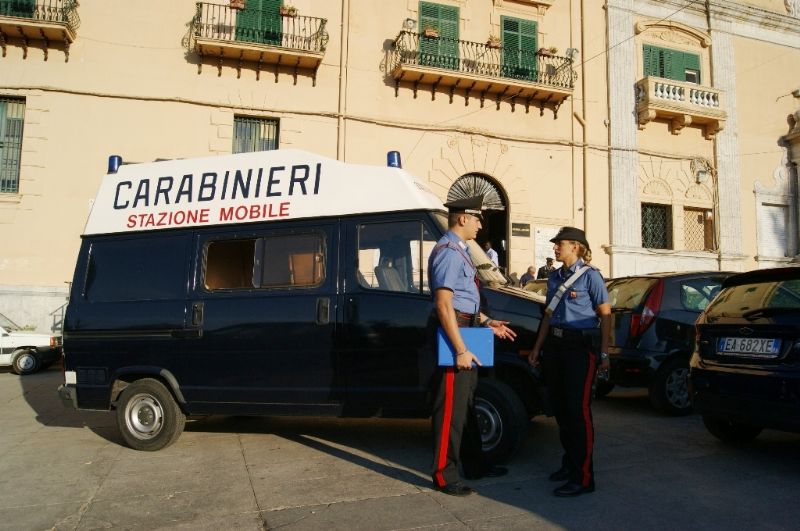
[280,4,298,16]
[229,0,245,10]
[539,46,559,56]
[423,26,440,38]
[486,34,501,49]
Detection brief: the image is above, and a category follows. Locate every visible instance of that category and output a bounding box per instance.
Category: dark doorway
[446,173,508,272]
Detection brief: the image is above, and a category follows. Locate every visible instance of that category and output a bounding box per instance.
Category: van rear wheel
[116,378,185,451]
[702,416,762,443]
[474,378,528,464]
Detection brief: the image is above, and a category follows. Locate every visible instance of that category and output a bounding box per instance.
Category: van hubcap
[475,398,503,452]
[125,394,164,440]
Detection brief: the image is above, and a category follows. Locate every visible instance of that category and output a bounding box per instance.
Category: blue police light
[387,151,402,168]
[107,155,123,174]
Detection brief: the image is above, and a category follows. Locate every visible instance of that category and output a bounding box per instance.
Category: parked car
[0,312,62,375]
[690,266,800,442]
[603,271,732,414]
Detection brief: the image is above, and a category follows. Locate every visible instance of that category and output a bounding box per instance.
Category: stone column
[786,109,800,262]
[607,0,640,275]
[708,15,745,269]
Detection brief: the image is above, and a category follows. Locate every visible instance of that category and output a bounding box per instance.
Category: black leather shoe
[553,481,595,497]
[434,482,476,497]
[464,465,509,480]
[548,467,570,482]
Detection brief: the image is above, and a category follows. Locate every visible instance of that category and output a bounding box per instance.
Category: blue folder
[437,327,494,367]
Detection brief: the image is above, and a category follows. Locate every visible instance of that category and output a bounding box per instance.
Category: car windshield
[433,213,510,286]
[606,277,659,310]
[0,312,21,331]
[706,278,800,317]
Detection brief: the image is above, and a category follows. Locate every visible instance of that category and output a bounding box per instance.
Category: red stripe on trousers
[434,368,456,487]
[581,352,597,486]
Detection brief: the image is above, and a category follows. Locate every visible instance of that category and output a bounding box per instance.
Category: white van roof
[83,149,446,235]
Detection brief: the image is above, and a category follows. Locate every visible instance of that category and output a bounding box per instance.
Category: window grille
[683,207,714,251]
[0,97,25,194]
[233,116,279,153]
[641,203,671,249]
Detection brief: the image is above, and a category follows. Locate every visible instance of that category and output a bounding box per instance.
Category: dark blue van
[59,150,546,460]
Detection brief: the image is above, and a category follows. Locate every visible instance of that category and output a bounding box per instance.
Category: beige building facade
[0,0,798,332]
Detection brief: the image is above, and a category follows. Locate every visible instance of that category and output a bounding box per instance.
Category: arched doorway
[447,173,509,271]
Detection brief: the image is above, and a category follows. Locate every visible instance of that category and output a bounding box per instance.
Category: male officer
[537,257,556,279]
[428,195,516,496]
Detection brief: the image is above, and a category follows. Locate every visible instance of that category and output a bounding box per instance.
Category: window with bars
[233,116,279,153]
[643,45,700,84]
[683,207,714,251]
[641,203,671,249]
[0,97,25,194]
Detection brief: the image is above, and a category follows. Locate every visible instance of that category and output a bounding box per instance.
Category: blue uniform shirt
[545,259,609,329]
[428,231,480,314]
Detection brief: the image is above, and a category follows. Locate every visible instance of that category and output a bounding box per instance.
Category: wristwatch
[599,352,609,360]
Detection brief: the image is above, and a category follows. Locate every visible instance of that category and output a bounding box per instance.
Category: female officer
[528,226,610,497]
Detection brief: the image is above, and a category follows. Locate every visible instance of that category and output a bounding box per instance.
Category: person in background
[537,257,556,279]
[429,195,516,496]
[519,266,536,287]
[528,227,610,498]
[483,241,499,267]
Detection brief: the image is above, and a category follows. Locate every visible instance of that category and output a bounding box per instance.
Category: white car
[0,312,61,375]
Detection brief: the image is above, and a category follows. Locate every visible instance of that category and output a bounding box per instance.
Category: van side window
[85,235,189,302]
[204,233,325,290]
[357,221,436,294]
[205,239,256,290]
[261,233,325,288]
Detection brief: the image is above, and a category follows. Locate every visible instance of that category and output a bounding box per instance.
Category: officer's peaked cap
[550,226,590,250]
[444,195,485,218]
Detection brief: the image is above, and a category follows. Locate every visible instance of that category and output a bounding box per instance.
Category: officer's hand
[488,320,517,341]
[456,351,481,370]
[528,348,540,367]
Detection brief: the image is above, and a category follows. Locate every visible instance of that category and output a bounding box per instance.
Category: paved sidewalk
[1,367,798,530]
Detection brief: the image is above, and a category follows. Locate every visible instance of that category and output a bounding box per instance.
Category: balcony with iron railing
[190,2,328,83]
[390,30,576,114]
[0,0,80,61]
[636,76,726,140]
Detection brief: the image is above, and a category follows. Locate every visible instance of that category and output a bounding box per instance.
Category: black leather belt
[455,310,479,327]
[549,326,586,340]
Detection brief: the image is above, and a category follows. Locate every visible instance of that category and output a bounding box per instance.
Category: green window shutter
[419,2,460,70]
[643,45,659,77]
[236,0,282,46]
[2,0,35,18]
[501,16,537,81]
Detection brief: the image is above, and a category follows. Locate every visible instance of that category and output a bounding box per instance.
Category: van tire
[702,416,762,443]
[649,358,692,416]
[116,378,185,451]
[11,349,41,375]
[474,378,528,464]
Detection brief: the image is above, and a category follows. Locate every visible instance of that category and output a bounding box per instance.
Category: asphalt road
[1,367,798,530]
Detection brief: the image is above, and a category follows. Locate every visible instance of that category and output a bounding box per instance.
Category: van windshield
[432,213,510,286]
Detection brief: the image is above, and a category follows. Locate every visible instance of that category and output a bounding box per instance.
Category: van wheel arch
[111,368,186,411]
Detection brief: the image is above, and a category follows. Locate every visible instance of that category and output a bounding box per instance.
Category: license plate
[717,337,781,357]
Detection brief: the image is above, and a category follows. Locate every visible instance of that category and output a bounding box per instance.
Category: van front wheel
[116,378,185,451]
[474,378,528,464]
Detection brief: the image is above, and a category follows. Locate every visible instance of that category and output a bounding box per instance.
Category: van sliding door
[183,221,341,412]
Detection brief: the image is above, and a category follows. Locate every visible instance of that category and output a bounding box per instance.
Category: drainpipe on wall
[578,0,589,233]
[336,0,351,161]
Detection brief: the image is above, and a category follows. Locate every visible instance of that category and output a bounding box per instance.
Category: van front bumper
[58,384,77,409]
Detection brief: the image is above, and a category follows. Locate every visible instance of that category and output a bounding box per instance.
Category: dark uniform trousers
[431,312,486,487]
[542,330,598,488]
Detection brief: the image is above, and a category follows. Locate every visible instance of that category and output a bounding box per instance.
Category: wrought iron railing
[391,30,576,89]
[0,0,80,33]
[191,2,328,53]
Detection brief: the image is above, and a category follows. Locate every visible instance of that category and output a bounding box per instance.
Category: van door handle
[191,302,204,327]
[316,297,330,325]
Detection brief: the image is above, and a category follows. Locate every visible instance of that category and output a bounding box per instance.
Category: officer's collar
[560,259,584,276]
[445,230,468,249]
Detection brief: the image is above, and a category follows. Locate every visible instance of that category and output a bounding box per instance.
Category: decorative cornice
[635,20,711,47]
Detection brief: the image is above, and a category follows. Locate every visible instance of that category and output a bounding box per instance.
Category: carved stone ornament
[635,20,711,48]
[786,0,800,18]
